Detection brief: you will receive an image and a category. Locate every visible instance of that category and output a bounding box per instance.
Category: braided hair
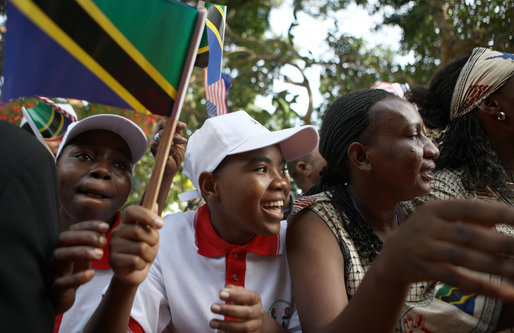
[309,89,400,263]
[408,57,511,192]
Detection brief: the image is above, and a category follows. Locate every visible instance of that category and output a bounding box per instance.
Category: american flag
[204,69,231,117]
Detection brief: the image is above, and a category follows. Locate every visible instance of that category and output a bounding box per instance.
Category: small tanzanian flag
[195,2,226,85]
[2,0,199,116]
[22,97,77,141]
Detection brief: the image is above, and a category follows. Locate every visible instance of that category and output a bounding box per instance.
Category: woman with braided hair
[286,89,514,332]
[407,47,514,206]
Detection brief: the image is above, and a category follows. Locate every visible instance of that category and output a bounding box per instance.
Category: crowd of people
[1,46,513,333]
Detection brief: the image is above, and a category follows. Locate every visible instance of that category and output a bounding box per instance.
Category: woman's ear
[347,142,372,172]
[198,171,220,202]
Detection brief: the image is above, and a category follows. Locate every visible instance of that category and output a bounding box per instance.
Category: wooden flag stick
[142,8,207,210]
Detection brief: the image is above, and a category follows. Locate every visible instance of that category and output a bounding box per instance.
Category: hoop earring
[497,112,506,121]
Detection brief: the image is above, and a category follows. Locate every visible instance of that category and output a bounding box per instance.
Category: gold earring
[497,112,506,121]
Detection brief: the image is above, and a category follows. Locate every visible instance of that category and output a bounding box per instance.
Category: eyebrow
[72,142,132,160]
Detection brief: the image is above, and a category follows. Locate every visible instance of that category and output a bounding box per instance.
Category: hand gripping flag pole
[142,8,207,211]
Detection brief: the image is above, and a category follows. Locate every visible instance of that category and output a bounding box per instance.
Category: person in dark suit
[0,120,60,332]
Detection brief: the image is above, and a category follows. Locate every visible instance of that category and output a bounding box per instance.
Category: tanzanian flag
[22,96,77,141]
[2,0,199,116]
[195,2,226,85]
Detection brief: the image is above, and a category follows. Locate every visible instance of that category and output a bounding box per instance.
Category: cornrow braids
[408,56,511,193]
[314,89,399,262]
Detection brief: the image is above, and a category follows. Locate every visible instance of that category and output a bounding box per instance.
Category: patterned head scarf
[450,47,514,119]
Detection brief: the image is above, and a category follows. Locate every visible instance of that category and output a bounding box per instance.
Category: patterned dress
[290,191,504,333]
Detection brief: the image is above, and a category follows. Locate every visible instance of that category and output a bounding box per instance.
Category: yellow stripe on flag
[77,0,178,100]
[197,45,209,55]
[51,113,65,139]
[206,19,223,49]
[11,0,151,114]
[41,107,55,133]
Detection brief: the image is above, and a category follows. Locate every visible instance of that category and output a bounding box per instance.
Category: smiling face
[57,130,133,226]
[363,98,440,201]
[206,144,290,244]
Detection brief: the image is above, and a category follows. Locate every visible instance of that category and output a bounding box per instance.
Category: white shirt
[129,205,300,332]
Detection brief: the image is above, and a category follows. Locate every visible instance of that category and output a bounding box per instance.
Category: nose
[423,136,440,160]
[269,169,289,193]
[89,160,112,180]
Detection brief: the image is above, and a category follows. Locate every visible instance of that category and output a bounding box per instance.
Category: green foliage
[1,0,512,213]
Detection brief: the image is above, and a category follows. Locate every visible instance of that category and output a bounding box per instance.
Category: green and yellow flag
[3,0,199,116]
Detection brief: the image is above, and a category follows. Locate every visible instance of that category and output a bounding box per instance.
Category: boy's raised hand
[374,199,514,300]
[210,285,285,332]
[109,205,163,287]
[52,220,109,313]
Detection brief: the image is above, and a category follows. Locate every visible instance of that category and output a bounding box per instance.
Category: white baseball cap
[179,111,319,201]
[56,114,148,166]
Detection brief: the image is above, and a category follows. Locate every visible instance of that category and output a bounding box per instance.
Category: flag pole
[142,8,207,210]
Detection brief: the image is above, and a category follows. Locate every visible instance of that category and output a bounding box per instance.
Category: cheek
[115,175,132,199]
[397,147,423,175]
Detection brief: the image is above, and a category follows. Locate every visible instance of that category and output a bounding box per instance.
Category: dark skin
[477,76,514,173]
[287,98,514,332]
[84,144,290,333]
[292,144,326,194]
[52,130,133,313]
[52,122,187,314]
[57,130,133,230]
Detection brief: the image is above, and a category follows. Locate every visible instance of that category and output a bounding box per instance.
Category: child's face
[57,129,133,224]
[209,144,290,244]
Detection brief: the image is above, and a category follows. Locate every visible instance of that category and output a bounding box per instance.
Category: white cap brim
[56,114,148,165]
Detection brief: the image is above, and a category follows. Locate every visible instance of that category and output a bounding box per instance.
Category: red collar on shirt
[194,204,280,258]
[91,211,121,270]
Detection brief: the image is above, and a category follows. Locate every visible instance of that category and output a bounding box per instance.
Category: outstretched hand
[150,118,187,177]
[52,220,109,313]
[376,199,514,300]
[109,205,163,287]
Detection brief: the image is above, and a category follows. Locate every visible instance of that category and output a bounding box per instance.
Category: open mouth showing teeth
[262,200,284,213]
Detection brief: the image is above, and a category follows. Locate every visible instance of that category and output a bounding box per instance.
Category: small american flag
[204,68,231,117]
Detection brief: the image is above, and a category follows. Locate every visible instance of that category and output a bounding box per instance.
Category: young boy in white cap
[51,114,158,333]
[85,111,319,332]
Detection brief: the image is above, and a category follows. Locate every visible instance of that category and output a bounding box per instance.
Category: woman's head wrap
[450,47,514,119]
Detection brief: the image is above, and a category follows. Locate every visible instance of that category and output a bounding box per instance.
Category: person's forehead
[369,98,418,123]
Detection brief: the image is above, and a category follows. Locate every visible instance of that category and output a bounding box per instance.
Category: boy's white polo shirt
[129,205,300,332]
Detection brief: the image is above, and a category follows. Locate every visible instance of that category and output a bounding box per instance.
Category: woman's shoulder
[290,192,335,220]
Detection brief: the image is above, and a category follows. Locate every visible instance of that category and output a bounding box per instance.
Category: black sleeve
[0,121,60,333]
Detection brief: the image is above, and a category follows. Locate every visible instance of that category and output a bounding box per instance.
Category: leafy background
[0,0,512,214]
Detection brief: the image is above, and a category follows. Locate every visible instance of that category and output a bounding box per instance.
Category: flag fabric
[2,0,199,116]
[371,82,410,99]
[21,96,77,141]
[200,3,226,85]
[204,69,231,117]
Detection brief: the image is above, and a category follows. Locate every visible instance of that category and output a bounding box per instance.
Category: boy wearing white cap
[85,111,319,332]
[51,114,161,333]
